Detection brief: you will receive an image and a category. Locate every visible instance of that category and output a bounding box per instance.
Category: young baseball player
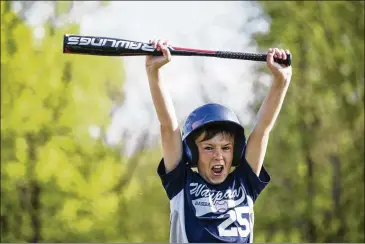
[146,38,292,243]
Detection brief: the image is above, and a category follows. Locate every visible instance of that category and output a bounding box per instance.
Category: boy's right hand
[145,38,172,72]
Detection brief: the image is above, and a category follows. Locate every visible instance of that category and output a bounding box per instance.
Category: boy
[146,38,292,243]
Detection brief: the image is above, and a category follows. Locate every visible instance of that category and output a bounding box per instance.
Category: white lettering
[66,36,80,45]
[91,38,103,46]
[128,42,142,50]
[113,40,130,48]
[104,39,116,47]
[223,190,231,199]
[189,183,246,205]
[67,37,148,50]
[79,37,91,45]
[141,43,155,52]
[215,191,223,202]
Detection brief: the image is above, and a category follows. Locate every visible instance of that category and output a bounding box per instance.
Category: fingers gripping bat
[63,34,291,66]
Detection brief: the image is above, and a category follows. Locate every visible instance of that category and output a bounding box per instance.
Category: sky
[17,1,271,156]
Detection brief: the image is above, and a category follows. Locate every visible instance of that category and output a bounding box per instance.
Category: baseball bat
[63,34,291,66]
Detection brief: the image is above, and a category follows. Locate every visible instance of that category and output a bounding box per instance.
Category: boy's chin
[207,174,227,185]
[198,169,228,185]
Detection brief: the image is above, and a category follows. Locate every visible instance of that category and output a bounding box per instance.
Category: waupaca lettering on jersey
[190,182,247,216]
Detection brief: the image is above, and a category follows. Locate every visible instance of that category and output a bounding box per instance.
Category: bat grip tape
[216,51,291,66]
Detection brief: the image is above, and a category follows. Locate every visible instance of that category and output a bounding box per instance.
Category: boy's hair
[191,122,237,144]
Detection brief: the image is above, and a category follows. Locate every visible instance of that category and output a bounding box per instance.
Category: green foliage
[1,3,170,242]
[250,1,364,242]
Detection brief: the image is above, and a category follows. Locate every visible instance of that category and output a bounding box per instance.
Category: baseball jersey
[157,156,271,243]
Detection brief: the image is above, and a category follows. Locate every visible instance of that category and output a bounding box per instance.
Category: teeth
[213,165,223,169]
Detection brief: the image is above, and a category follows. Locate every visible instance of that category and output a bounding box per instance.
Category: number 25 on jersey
[217,206,253,238]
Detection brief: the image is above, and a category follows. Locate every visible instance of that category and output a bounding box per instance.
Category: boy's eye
[223,147,231,150]
[204,146,213,150]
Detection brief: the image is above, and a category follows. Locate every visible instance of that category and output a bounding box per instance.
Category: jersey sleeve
[236,156,271,202]
[157,158,187,200]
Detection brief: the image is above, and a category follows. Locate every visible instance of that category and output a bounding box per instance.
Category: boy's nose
[214,148,224,160]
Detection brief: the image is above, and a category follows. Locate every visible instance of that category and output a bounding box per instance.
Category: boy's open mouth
[212,165,224,175]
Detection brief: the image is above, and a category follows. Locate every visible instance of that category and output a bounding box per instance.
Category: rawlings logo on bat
[66,36,158,52]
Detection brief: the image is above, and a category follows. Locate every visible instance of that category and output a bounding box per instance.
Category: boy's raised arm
[146,39,183,173]
[245,48,293,176]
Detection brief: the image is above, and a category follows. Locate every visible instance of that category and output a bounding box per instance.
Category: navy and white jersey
[157,157,270,243]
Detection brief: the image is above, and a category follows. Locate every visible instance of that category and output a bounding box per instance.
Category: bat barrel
[63,34,156,56]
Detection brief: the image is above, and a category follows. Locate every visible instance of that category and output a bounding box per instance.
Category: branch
[104,130,150,194]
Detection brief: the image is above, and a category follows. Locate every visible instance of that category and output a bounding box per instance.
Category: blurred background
[1,1,364,242]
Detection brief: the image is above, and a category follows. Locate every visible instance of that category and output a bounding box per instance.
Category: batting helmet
[182,103,246,167]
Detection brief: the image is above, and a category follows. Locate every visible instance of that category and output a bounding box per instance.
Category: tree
[248,1,364,242]
[1,2,173,241]
[1,1,125,241]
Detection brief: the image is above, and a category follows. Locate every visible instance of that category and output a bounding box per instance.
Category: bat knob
[285,54,292,66]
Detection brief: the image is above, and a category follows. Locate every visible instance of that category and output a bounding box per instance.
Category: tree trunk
[30,181,41,243]
[330,154,345,242]
[296,3,317,240]
[25,133,42,243]
[305,154,316,242]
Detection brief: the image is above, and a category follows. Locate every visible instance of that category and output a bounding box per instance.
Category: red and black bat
[63,34,291,66]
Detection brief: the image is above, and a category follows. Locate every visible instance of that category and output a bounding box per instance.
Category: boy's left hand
[266,48,292,83]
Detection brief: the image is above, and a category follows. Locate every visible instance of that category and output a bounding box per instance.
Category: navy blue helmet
[182,103,246,167]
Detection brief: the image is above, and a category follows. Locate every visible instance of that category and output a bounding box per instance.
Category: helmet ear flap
[183,136,199,167]
[183,140,192,165]
[232,132,247,166]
